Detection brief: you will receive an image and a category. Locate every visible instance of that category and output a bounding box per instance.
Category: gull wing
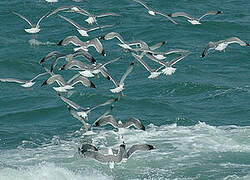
[12,11,33,27]
[96,12,120,18]
[134,0,152,11]
[169,12,193,19]
[125,144,155,158]
[155,11,178,24]
[225,37,249,46]
[58,93,87,111]
[93,115,118,128]
[36,11,49,27]
[123,117,145,130]
[132,53,154,73]
[198,11,222,20]
[58,14,83,29]
[167,52,190,67]
[119,62,134,85]
[149,41,166,51]
[0,78,25,84]
[201,41,216,58]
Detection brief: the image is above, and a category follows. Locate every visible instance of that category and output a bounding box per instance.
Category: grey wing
[12,11,33,27]
[198,11,222,20]
[87,38,105,55]
[73,49,96,64]
[0,78,25,84]
[167,52,190,67]
[58,36,83,46]
[169,12,193,19]
[40,51,63,64]
[93,115,118,128]
[92,105,114,126]
[101,56,122,68]
[88,24,115,32]
[149,41,166,51]
[30,72,48,82]
[164,49,190,55]
[47,6,72,17]
[68,107,90,129]
[134,0,152,11]
[100,68,119,88]
[79,143,98,154]
[145,53,169,67]
[58,14,82,29]
[84,151,116,164]
[155,11,178,24]
[42,74,65,86]
[119,62,134,85]
[96,12,119,18]
[132,53,154,73]
[69,75,96,88]
[61,60,89,70]
[36,11,49,27]
[58,93,86,110]
[90,96,119,112]
[123,117,145,130]
[126,144,155,158]
[201,42,216,58]
[225,37,248,46]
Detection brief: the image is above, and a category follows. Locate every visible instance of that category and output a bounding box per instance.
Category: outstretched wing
[12,11,33,27]
[119,62,134,85]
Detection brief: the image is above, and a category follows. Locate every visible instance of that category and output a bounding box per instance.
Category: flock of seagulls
[1,0,250,169]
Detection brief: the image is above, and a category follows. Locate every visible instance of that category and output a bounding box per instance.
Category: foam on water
[1,122,250,179]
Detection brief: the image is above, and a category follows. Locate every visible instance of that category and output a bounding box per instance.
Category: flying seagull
[168,11,222,25]
[12,11,48,39]
[0,72,48,88]
[93,115,145,131]
[133,0,177,24]
[202,37,250,57]
[58,14,114,37]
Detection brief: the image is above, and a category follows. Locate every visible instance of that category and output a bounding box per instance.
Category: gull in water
[0,72,48,88]
[93,115,146,132]
[168,11,222,25]
[58,94,118,119]
[78,143,99,155]
[132,53,162,78]
[112,143,155,161]
[81,143,126,169]
[66,8,119,25]
[110,62,134,93]
[12,11,48,39]
[133,0,177,24]
[202,37,250,57]
[58,36,106,56]
[58,14,114,37]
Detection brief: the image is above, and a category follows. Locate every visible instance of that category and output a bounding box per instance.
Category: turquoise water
[1,0,250,179]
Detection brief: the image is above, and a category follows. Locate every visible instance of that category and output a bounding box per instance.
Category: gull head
[148,10,156,16]
[188,19,201,25]
[77,111,88,119]
[85,17,96,25]
[21,81,35,88]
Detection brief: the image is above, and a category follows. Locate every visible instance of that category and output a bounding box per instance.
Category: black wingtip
[41,80,47,87]
[106,76,111,81]
[57,40,63,46]
[162,41,166,45]
[91,57,97,64]
[90,82,96,88]
[101,50,106,56]
[130,62,135,66]
[148,145,155,150]
[59,64,66,71]
[168,13,172,17]
[99,35,105,40]
[217,11,222,14]
[40,58,45,64]
[246,43,250,46]
[141,125,146,131]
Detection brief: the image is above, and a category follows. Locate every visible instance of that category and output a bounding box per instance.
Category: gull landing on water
[12,11,48,39]
[58,14,114,37]
[133,0,177,24]
[168,11,222,25]
[202,37,250,57]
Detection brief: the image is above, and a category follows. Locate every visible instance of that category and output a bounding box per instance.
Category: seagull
[202,37,250,57]
[78,143,99,155]
[40,50,96,72]
[82,144,126,169]
[112,143,155,160]
[58,93,118,119]
[110,62,134,93]
[0,72,48,88]
[132,53,162,78]
[60,56,122,78]
[133,0,177,24]
[58,14,114,37]
[12,11,48,39]
[67,8,119,25]
[68,107,92,131]
[58,36,106,56]
[47,5,85,17]
[93,115,145,131]
[99,32,143,50]
[168,11,222,25]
